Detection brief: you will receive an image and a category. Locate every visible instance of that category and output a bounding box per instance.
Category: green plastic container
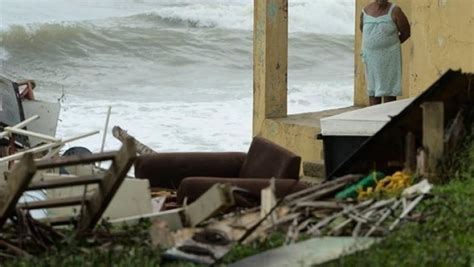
[335,171,385,199]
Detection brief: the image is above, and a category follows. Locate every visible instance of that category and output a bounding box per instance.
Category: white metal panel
[22,100,61,146]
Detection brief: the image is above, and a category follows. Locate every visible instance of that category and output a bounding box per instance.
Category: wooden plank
[17,195,87,210]
[76,137,136,232]
[420,102,444,182]
[184,183,235,227]
[0,153,37,228]
[35,151,117,170]
[27,176,102,191]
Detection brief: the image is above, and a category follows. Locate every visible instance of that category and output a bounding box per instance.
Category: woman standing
[361,0,411,105]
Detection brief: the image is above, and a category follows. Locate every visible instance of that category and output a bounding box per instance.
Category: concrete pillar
[253,0,288,135]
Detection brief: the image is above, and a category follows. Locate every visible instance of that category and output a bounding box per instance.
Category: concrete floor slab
[321,98,415,136]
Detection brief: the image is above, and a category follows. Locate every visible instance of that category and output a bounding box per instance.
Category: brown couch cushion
[238,137,301,179]
[135,152,246,189]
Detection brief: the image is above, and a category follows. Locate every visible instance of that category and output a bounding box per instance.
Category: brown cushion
[177,177,310,206]
[238,137,301,179]
[134,152,246,189]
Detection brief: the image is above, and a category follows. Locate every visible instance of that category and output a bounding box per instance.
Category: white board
[22,100,61,146]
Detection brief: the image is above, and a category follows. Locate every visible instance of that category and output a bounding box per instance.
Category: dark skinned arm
[393,6,411,43]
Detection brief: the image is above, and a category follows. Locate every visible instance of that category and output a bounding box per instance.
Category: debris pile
[151,174,432,265]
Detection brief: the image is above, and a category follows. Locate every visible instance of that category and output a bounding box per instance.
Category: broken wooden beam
[112,126,156,155]
[184,183,235,227]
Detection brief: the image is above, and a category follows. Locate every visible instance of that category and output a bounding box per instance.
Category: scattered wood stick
[285,174,361,201]
[294,201,346,209]
[365,199,402,237]
[389,195,424,231]
[0,239,31,258]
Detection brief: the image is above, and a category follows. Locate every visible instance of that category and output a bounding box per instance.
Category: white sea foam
[56,78,353,154]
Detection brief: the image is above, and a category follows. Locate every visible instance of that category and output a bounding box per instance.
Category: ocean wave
[0,23,108,58]
[129,0,355,34]
[1,17,353,67]
[2,0,355,34]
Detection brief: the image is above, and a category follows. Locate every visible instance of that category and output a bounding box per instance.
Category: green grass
[323,124,474,267]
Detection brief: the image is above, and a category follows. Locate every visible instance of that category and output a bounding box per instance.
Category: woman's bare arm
[393,6,411,43]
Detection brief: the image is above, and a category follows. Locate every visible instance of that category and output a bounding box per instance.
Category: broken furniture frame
[0,137,136,234]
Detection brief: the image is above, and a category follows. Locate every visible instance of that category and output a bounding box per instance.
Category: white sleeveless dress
[361,4,402,97]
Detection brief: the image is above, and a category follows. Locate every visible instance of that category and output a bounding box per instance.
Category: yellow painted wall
[260,119,323,166]
[355,0,474,105]
[409,0,474,95]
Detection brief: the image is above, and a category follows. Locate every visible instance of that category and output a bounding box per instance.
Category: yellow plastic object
[358,171,412,199]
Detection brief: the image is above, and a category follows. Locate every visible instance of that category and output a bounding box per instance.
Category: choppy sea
[0,0,355,152]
